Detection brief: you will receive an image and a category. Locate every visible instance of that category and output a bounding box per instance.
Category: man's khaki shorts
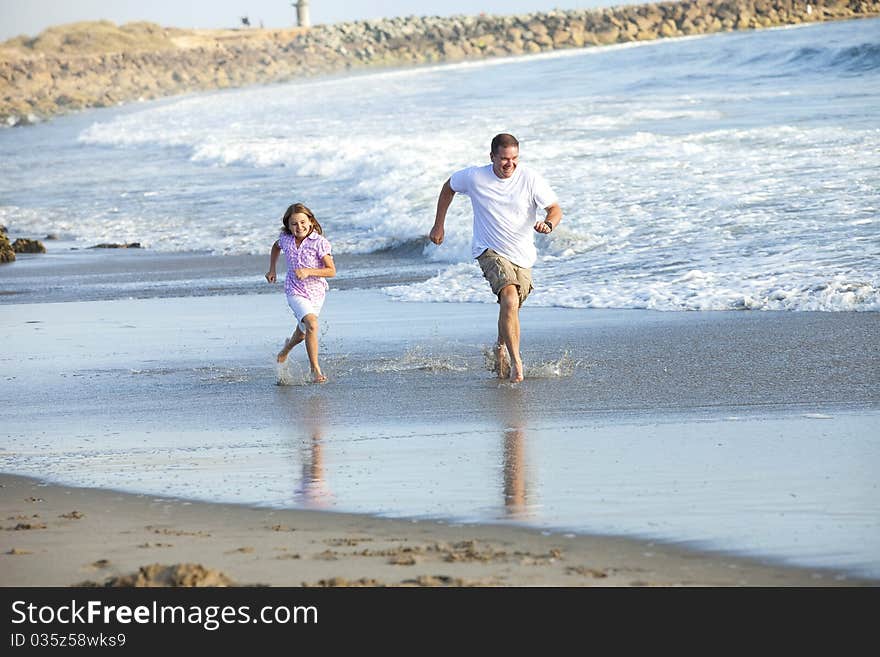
[477,248,533,307]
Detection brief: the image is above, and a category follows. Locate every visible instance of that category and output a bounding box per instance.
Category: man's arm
[429,178,455,245]
[534,203,563,234]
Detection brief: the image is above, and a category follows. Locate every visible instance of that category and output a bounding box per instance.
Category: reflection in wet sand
[290,396,333,508]
[496,385,532,520]
[503,426,528,518]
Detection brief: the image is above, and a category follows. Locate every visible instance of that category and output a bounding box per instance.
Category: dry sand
[1,474,872,587]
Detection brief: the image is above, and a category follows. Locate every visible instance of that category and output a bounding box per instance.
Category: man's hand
[294,268,312,280]
[265,270,276,283]
[429,225,445,245]
[539,203,563,234]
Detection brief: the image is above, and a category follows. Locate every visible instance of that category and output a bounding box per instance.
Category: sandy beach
[2,472,872,587]
[2,274,878,585]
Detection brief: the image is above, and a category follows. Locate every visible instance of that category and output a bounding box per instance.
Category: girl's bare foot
[312,371,327,384]
[277,334,305,363]
[277,339,294,363]
[495,343,511,379]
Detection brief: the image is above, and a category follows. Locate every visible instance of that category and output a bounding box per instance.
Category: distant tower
[293,0,311,28]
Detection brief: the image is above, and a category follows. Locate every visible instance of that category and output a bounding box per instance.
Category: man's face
[491,145,519,179]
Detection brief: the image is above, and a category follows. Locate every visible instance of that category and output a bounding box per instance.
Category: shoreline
[1,472,873,587]
[0,248,437,305]
[2,0,879,126]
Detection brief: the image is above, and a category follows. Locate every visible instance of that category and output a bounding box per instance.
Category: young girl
[265,203,336,383]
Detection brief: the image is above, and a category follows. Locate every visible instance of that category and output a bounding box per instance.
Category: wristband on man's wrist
[544,220,554,232]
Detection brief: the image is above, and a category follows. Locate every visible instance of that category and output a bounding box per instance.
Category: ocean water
[2,18,879,311]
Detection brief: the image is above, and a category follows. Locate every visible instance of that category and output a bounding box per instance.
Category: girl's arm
[294,254,336,280]
[265,240,281,283]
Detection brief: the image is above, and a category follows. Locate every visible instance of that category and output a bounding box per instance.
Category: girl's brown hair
[281,203,323,236]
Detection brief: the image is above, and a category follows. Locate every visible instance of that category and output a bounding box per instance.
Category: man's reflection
[497,385,532,519]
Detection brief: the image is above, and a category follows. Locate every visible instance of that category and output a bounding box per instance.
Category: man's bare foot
[312,371,327,384]
[495,343,511,379]
[510,359,524,383]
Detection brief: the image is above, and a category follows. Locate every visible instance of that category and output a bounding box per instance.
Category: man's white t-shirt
[450,163,558,268]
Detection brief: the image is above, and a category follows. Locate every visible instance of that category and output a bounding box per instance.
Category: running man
[429,133,562,382]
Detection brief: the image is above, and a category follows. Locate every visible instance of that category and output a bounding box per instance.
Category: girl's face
[290,212,313,238]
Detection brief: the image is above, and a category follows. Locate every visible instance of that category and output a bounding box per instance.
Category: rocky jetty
[2,0,878,125]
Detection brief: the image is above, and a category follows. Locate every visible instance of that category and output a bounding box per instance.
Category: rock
[504,40,525,55]
[679,18,699,34]
[0,232,15,263]
[552,29,572,46]
[474,33,496,49]
[622,20,640,37]
[685,3,705,22]
[594,26,620,45]
[88,242,142,249]
[659,19,678,37]
[568,20,587,46]
[11,238,46,253]
[440,41,466,61]
[632,14,659,32]
[527,20,549,36]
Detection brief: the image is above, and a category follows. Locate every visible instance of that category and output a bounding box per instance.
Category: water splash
[197,367,250,384]
[364,346,468,373]
[526,352,581,379]
[481,344,505,376]
[275,360,307,386]
[483,346,581,379]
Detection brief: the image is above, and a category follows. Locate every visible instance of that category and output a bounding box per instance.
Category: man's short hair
[491,133,519,154]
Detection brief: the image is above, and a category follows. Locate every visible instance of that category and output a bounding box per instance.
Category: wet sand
[2,473,871,587]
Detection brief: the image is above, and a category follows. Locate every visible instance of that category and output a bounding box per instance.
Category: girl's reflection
[292,395,333,508]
